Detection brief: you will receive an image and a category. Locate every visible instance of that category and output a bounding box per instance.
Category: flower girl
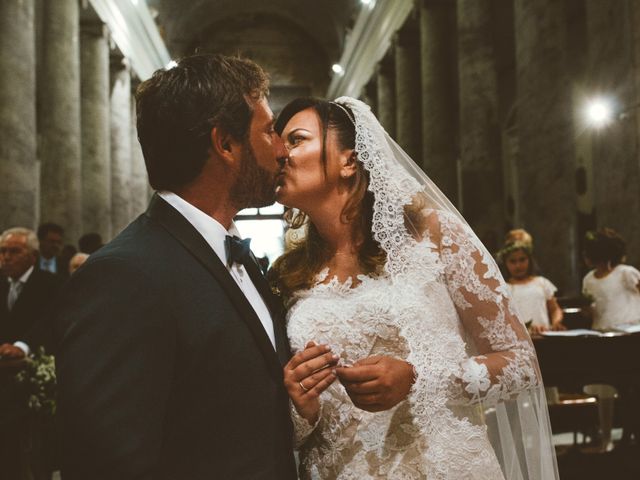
[499,241,564,334]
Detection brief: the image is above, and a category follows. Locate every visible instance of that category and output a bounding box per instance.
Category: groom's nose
[274,135,288,165]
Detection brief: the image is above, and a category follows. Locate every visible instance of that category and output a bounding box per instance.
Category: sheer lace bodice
[286,210,554,480]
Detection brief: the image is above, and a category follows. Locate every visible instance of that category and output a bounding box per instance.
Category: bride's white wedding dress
[288,211,547,479]
[284,97,558,480]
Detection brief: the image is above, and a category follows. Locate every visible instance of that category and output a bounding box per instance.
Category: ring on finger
[299,381,309,393]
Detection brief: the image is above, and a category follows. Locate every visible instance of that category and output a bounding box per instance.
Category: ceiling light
[332,64,344,75]
[584,97,613,128]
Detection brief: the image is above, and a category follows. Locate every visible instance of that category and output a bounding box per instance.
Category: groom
[54,54,297,479]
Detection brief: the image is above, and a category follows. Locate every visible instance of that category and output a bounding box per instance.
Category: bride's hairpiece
[330,101,356,127]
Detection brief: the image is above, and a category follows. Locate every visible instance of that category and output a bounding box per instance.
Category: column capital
[110,48,129,71]
[80,20,108,39]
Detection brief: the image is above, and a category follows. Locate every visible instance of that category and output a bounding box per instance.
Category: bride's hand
[284,342,339,425]
[336,355,415,412]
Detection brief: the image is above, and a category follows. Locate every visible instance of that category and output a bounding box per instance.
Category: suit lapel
[243,254,291,366]
[145,194,284,380]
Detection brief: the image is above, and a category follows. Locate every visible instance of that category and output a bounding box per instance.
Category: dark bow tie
[225,235,253,268]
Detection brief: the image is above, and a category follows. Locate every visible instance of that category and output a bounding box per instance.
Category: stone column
[586,0,640,266]
[457,0,504,252]
[364,78,378,116]
[110,55,132,235]
[394,13,422,162]
[0,0,38,229]
[376,51,396,138]
[39,0,82,243]
[514,0,578,294]
[130,83,149,217]
[359,87,373,112]
[80,21,111,240]
[420,0,458,204]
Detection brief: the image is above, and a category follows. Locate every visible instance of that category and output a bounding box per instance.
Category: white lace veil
[334,96,559,480]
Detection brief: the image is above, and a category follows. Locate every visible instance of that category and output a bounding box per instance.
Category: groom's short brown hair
[135,54,269,191]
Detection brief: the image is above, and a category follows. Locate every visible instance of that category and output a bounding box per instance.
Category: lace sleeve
[290,401,321,448]
[426,210,541,405]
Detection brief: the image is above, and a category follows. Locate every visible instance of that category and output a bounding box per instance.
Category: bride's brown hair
[269,98,386,302]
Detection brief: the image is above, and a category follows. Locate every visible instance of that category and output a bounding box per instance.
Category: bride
[269,96,559,479]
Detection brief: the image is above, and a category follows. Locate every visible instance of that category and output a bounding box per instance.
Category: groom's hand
[284,342,339,425]
[336,355,415,412]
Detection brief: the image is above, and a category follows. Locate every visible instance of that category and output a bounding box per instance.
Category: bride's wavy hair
[269,98,386,300]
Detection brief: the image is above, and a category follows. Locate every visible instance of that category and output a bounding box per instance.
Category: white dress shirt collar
[158,191,241,265]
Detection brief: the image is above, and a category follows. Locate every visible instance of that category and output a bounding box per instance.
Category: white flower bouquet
[13,347,56,417]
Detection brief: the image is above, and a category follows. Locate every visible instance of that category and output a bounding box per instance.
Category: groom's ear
[210,126,240,165]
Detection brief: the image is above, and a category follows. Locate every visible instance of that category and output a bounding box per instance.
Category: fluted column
[514,0,578,294]
[376,51,396,138]
[0,0,38,229]
[394,14,422,163]
[360,79,376,117]
[81,21,112,240]
[364,78,378,117]
[130,83,149,217]
[110,55,132,235]
[457,0,504,249]
[586,0,640,266]
[420,0,458,204]
[39,0,82,242]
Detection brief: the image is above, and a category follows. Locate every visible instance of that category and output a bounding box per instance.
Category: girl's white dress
[583,264,640,330]
[507,276,557,329]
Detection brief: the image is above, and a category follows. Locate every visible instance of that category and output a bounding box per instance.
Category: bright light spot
[165,60,178,70]
[361,0,372,4]
[131,0,139,5]
[235,219,285,263]
[332,63,344,76]
[361,0,376,7]
[584,97,613,128]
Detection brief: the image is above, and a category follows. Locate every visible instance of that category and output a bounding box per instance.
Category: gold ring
[299,381,309,393]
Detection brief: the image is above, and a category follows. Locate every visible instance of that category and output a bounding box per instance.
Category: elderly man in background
[0,227,61,480]
[0,228,60,358]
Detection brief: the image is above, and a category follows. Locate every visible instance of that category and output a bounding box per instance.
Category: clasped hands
[284,341,415,424]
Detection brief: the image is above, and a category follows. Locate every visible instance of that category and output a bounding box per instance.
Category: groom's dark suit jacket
[54,195,297,480]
